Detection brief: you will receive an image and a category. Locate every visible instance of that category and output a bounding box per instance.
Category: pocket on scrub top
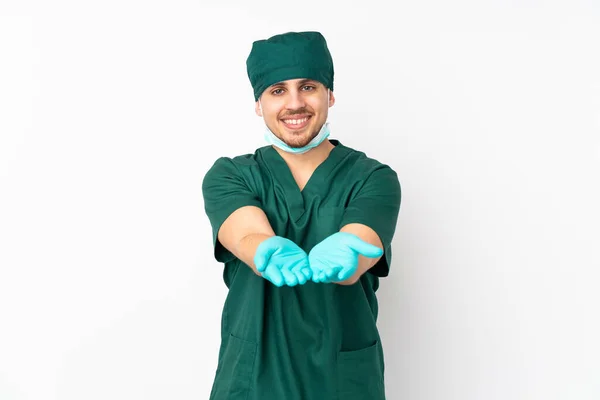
[209,333,257,400]
[336,340,385,400]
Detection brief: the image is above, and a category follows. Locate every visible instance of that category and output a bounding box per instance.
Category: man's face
[255,78,335,148]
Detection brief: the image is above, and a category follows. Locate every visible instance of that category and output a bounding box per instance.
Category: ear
[255,101,262,117]
[328,90,335,107]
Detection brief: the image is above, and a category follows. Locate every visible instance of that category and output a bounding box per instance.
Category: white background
[1,1,599,399]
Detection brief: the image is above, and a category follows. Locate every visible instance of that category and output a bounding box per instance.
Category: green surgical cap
[246,31,334,101]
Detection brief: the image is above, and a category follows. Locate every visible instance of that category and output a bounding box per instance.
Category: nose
[285,89,306,110]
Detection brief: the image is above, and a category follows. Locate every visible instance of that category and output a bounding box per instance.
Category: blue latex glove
[254,236,312,287]
[308,232,384,283]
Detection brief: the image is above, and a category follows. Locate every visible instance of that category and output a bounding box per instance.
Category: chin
[284,134,317,149]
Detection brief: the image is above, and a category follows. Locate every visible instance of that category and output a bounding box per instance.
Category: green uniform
[202,140,401,400]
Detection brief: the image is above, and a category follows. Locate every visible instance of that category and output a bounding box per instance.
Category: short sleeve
[202,157,263,263]
[339,166,401,277]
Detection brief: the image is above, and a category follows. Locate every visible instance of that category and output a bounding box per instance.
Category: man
[202,31,401,400]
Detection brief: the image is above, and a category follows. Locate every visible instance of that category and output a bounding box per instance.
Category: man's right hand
[254,236,312,287]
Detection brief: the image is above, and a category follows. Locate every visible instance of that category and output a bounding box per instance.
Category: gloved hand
[308,232,383,283]
[254,236,312,287]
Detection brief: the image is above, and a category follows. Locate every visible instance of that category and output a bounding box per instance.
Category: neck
[272,139,335,168]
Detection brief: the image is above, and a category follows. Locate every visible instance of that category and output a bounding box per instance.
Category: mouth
[280,115,312,131]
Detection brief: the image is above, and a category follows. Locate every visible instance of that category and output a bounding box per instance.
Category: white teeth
[284,117,308,125]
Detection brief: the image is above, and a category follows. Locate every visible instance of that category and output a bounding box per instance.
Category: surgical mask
[259,90,331,154]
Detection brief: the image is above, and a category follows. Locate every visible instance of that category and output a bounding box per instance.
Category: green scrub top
[202,140,401,400]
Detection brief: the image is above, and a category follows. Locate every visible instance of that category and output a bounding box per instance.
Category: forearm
[335,255,380,285]
[236,233,275,275]
[216,206,277,275]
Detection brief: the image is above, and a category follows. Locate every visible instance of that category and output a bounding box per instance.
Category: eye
[301,85,316,91]
[271,88,284,95]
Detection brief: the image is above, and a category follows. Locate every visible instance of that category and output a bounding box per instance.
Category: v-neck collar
[261,140,350,221]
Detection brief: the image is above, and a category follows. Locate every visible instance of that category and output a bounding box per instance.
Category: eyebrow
[268,79,319,89]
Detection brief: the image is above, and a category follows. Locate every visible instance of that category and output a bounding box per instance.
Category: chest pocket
[209,333,257,400]
[336,340,385,400]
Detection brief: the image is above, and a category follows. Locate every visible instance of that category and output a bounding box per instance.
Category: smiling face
[255,78,335,148]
